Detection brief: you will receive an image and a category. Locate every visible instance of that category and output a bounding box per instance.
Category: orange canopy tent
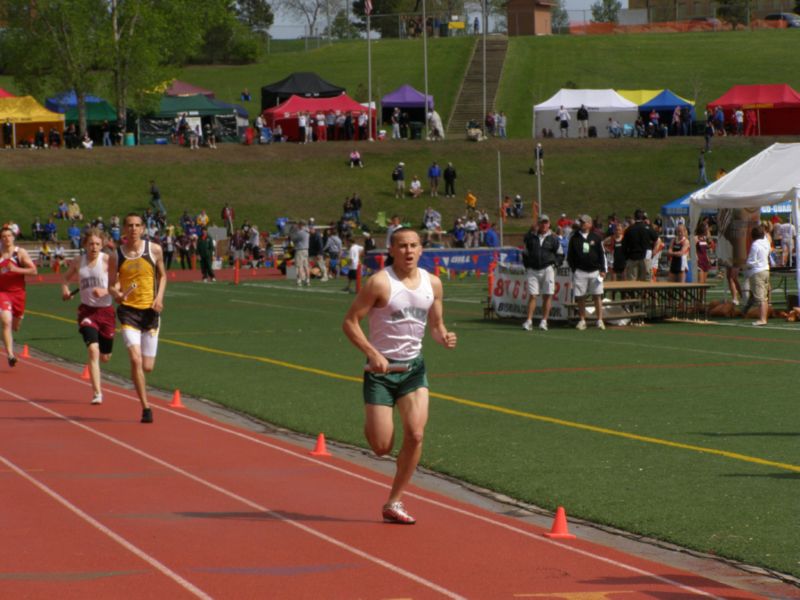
[262,94,375,141]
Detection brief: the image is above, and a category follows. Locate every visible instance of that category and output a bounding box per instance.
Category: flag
[365,0,372,15]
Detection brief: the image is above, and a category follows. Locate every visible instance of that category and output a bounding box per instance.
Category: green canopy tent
[138,95,239,144]
[64,101,117,124]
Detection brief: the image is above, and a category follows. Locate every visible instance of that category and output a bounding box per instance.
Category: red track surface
[1,355,794,599]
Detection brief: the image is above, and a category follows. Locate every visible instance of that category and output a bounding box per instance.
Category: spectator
[392,162,405,198]
[603,223,626,281]
[483,223,499,248]
[35,127,46,149]
[290,220,311,287]
[149,180,167,216]
[56,200,69,220]
[666,224,690,283]
[464,190,477,216]
[196,227,216,282]
[323,228,343,278]
[342,236,363,293]
[622,209,659,281]
[391,107,401,140]
[576,105,589,138]
[695,221,712,284]
[67,198,83,221]
[522,215,562,331]
[31,217,45,241]
[44,218,58,242]
[607,118,621,138]
[423,207,441,231]
[698,149,709,185]
[409,175,423,198]
[241,88,251,102]
[567,215,607,331]
[309,226,328,281]
[497,111,507,138]
[451,218,465,248]
[68,221,82,249]
[443,162,457,198]
[428,161,441,197]
[81,132,93,149]
[513,194,524,219]
[556,105,571,138]
[196,209,209,228]
[349,149,363,168]
[464,215,479,248]
[746,225,770,326]
[221,203,235,237]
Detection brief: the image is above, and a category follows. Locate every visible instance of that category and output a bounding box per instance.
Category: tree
[236,0,275,33]
[105,0,230,127]
[716,0,751,29]
[551,0,569,33]
[325,9,361,38]
[277,0,342,37]
[590,0,621,23]
[2,0,107,136]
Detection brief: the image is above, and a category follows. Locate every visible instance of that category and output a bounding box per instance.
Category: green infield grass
[18,274,800,578]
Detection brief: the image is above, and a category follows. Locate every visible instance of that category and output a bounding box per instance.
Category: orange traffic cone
[169,389,184,408]
[310,433,332,457]
[80,364,90,380]
[544,506,576,539]
[21,344,30,359]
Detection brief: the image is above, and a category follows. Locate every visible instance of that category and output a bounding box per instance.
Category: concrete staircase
[446,37,508,137]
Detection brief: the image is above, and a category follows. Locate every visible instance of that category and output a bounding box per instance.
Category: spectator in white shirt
[746,225,771,326]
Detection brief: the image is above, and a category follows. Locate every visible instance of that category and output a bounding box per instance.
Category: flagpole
[423,0,429,140]
[367,10,374,141]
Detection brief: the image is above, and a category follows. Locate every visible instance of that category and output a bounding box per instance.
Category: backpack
[392,168,400,181]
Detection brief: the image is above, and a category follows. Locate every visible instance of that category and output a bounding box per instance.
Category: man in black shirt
[622,209,659,281]
[567,215,607,330]
[522,215,562,331]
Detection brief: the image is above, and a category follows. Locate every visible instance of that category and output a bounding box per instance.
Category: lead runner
[342,227,457,524]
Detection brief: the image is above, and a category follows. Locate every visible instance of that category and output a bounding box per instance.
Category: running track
[2,354,796,599]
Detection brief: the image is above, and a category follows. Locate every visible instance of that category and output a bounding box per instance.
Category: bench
[563,298,646,325]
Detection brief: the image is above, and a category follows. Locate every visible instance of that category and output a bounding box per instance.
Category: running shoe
[522,320,533,331]
[752,321,767,327]
[382,501,416,524]
[575,320,587,331]
[141,408,153,423]
[596,320,606,330]
[91,393,103,405]
[8,355,17,368]
[538,320,548,331]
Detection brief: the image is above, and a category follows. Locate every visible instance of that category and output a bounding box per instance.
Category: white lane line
[0,384,466,600]
[0,453,212,600]
[230,299,333,314]
[22,359,725,598]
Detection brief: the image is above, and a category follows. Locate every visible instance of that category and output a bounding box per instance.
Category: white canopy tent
[533,89,639,138]
[689,143,800,300]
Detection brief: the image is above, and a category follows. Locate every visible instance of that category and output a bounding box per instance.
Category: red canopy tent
[262,94,375,142]
[0,88,15,98]
[708,84,800,135]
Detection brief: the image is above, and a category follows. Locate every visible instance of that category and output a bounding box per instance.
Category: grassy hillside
[497,29,800,138]
[0,136,778,242]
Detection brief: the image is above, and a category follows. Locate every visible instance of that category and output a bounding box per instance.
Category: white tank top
[79,253,112,308]
[368,267,434,361]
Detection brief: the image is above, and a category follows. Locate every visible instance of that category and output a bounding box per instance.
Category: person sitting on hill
[349,149,363,168]
[409,176,424,198]
[607,118,622,138]
[56,200,68,220]
[67,198,83,221]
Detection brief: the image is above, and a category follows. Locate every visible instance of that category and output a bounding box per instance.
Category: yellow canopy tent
[0,96,65,147]
[616,89,662,106]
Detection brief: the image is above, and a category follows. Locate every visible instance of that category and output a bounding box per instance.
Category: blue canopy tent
[45,91,116,124]
[640,89,695,133]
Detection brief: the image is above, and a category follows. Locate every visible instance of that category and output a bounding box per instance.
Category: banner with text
[491,263,575,321]
[365,247,522,273]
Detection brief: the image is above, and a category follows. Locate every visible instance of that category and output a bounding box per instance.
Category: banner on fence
[365,247,522,274]
[490,263,574,321]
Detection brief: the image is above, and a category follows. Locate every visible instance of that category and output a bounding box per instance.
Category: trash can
[409,121,423,140]
[124,132,135,146]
